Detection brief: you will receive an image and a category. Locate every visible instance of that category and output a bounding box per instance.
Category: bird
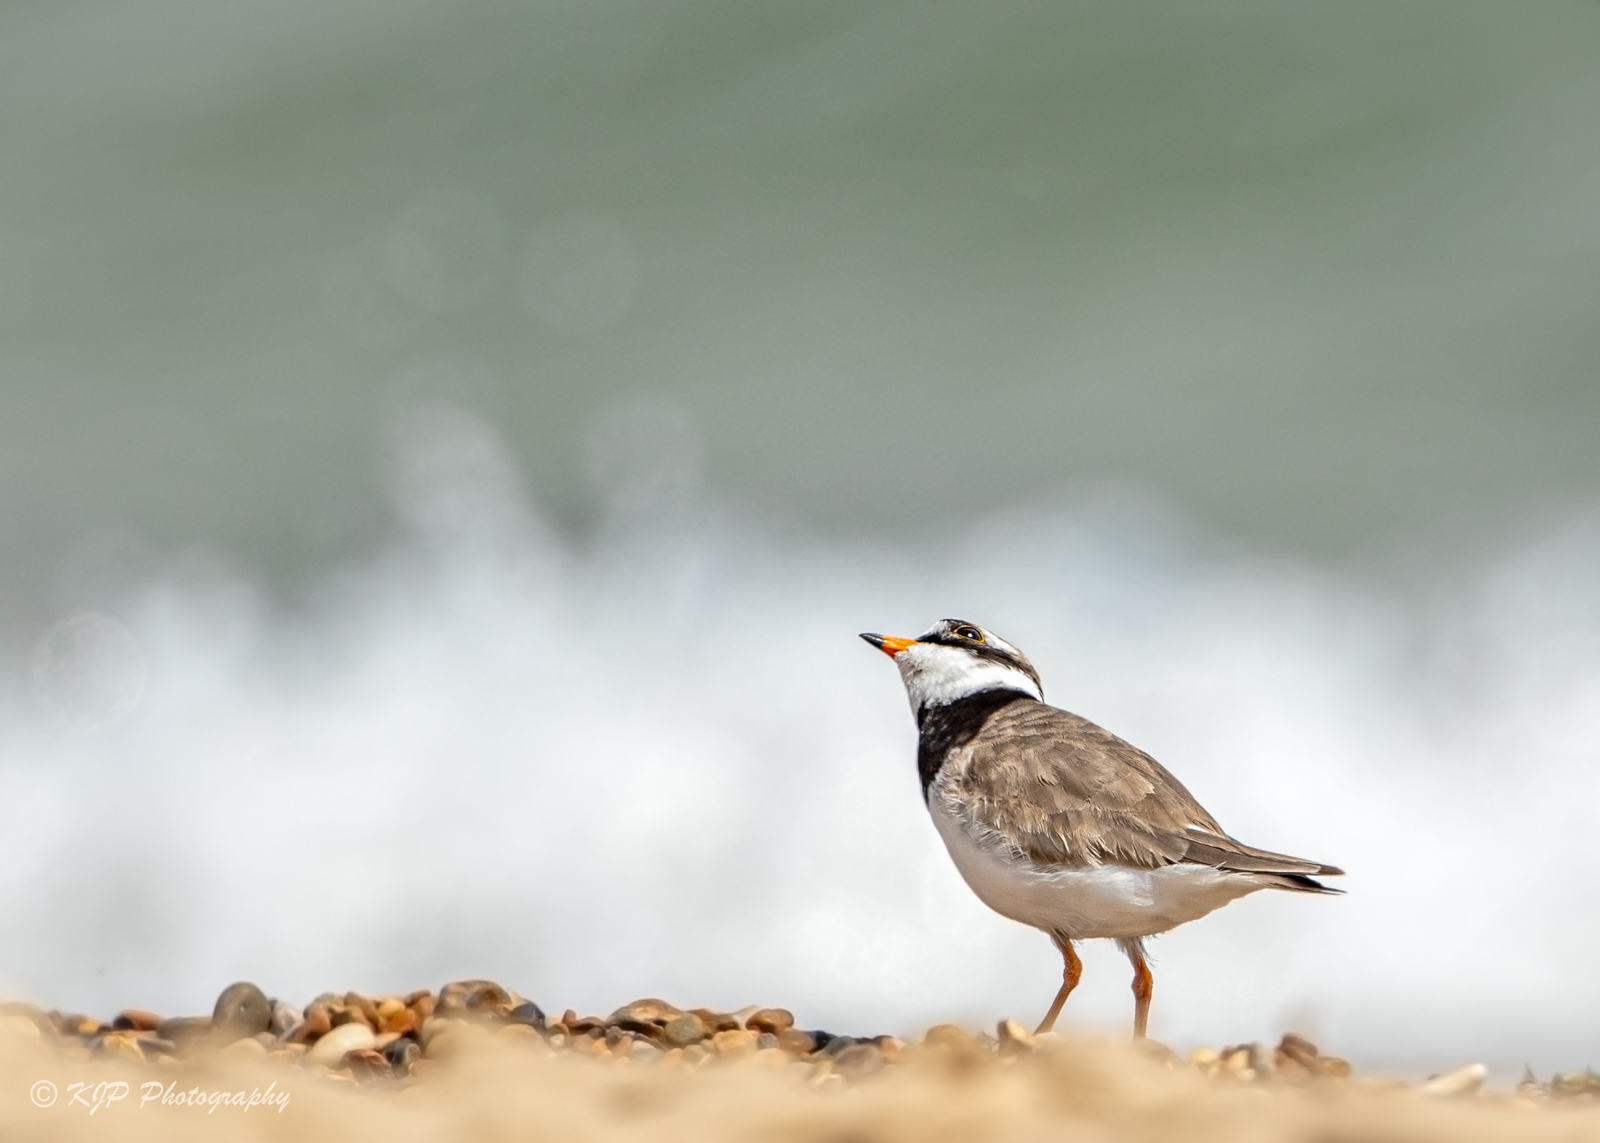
[860,618,1342,1039]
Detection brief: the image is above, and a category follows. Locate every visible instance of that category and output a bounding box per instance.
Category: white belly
[930,798,1267,940]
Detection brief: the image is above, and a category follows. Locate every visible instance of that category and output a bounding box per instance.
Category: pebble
[1420,1064,1488,1098]
[438,980,514,1021]
[384,1006,419,1035]
[996,1018,1037,1054]
[663,1014,706,1047]
[509,1000,546,1029]
[212,982,272,1044]
[609,998,683,1030]
[60,1013,102,1036]
[345,992,382,1029]
[305,1022,377,1067]
[746,1008,795,1034]
[331,1005,375,1031]
[341,1047,390,1080]
[113,1009,161,1032]
[9,978,1574,1107]
[776,1029,817,1055]
[691,1008,742,1033]
[712,1029,757,1059]
[269,1000,303,1038]
[292,1006,333,1044]
[384,1037,421,1076]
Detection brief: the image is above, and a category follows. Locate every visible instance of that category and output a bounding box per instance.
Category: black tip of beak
[859,632,886,648]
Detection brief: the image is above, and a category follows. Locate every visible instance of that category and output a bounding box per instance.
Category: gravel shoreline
[3,978,1593,1108]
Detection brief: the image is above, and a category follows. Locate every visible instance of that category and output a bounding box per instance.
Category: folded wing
[948,699,1342,890]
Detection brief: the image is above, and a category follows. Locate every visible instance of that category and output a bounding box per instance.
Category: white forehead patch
[893,640,1042,714]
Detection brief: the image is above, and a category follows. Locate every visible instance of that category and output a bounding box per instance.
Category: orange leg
[1120,938,1154,1039]
[1035,933,1081,1034]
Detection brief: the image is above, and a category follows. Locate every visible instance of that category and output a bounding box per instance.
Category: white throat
[894,642,1042,716]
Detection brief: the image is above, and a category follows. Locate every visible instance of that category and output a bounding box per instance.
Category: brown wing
[947,700,1343,880]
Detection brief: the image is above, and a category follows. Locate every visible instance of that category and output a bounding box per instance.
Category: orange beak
[860,633,918,658]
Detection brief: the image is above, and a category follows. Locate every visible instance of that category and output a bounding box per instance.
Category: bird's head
[859,619,1042,716]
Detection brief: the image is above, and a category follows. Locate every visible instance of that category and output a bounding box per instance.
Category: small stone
[136,1036,177,1058]
[832,1043,887,1078]
[292,1007,333,1044]
[341,1047,390,1080]
[1318,1057,1350,1079]
[746,1008,795,1034]
[607,998,683,1033]
[1279,1033,1319,1061]
[996,1018,1037,1054]
[60,1013,102,1036]
[410,994,437,1021]
[331,1006,374,1031]
[437,980,514,1021]
[755,1032,779,1051]
[158,1016,213,1055]
[776,1029,817,1055]
[269,1001,302,1038]
[112,1009,161,1032]
[509,1001,546,1029]
[345,992,382,1029]
[385,1006,418,1036]
[404,989,433,1006]
[376,998,406,1021]
[711,1029,756,1059]
[384,1037,421,1076]
[1421,1064,1488,1098]
[305,1022,377,1067]
[1189,1047,1220,1069]
[822,1035,860,1057]
[212,982,272,1044]
[690,1009,741,1033]
[663,1014,706,1048]
[373,1031,400,1050]
[923,1025,971,1049]
[631,1043,664,1063]
[1220,1045,1256,1081]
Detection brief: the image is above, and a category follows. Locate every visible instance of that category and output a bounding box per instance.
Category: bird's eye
[953,625,983,642]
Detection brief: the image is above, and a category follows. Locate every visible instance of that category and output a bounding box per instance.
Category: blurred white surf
[1,405,1596,1075]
